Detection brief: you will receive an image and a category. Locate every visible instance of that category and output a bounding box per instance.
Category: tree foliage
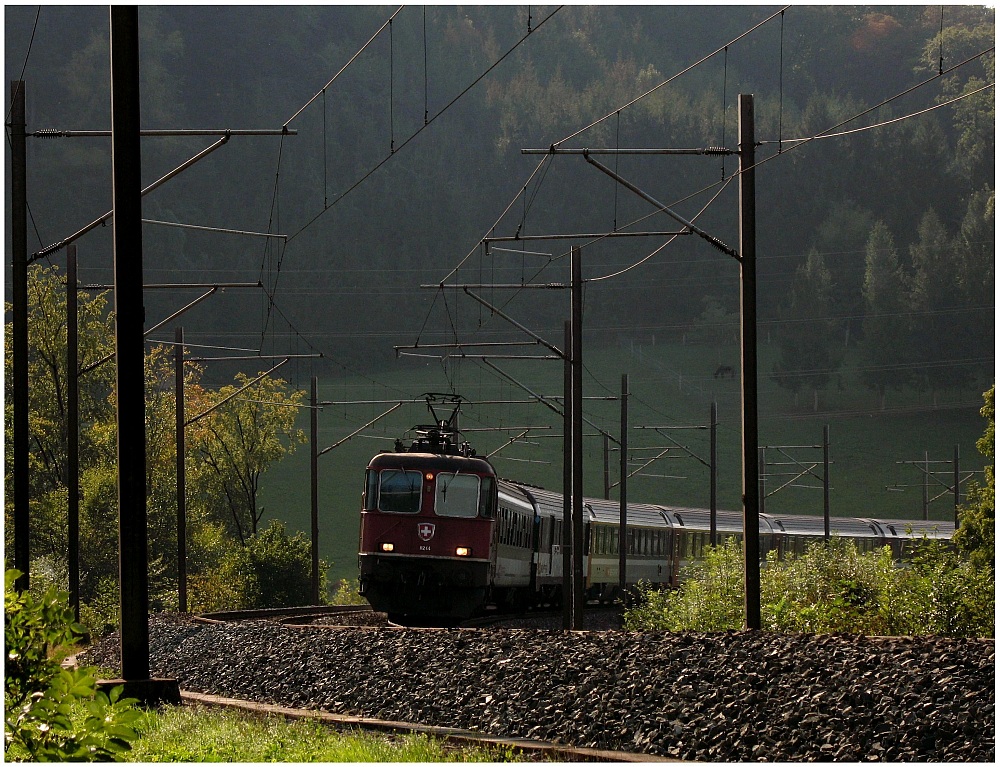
[772,250,843,408]
[954,386,995,570]
[4,6,992,381]
[4,569,141,761]
[190,376,307,544]
[858,222,911,406]
[3,267,310,625]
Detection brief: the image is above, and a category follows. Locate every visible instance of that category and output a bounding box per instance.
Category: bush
[329,578,366,606]
[78,576,120,639]
[623,538,994,637]
[4,568,140,761]
[954,385,994,571]
[188,521,325,612]
[623,539,745,631]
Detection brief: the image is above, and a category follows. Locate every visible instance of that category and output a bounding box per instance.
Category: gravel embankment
[82,614,994,762]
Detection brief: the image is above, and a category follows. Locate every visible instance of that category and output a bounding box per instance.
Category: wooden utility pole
[823,425,831,540]
[311,376,321,605]
[618,374,628,597]
[10,80,29,591]
[738,94,761,631]
[603,434,611,500]
[67,245,80,620]
[562,321,572,630]
[923,451,930,521]
[175,327,187,612]
[710,401,718,547]
[110,4,151,681]
[953,444,960,527]
[571,247,584,630]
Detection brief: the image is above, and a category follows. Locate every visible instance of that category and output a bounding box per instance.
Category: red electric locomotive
[358,399,497,623]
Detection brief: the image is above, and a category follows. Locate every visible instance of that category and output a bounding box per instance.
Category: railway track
[179,690,670,762]
[79,613,993,762]
[198,603,624,631]
[91,606,660,760]
[196,604,376,625]
[184,604,652,759]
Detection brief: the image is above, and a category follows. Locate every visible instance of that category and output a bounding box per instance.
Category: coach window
[436,473,480,518]
[378,470,423,513]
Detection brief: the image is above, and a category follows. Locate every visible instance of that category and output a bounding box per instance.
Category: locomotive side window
[364,470,379,511]
[479,477,497,518]
[378,470,423,513]
[435,473,480,518]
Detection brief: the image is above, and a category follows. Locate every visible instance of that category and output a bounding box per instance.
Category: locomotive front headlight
[381,542,395,552]
[455,546,471,557]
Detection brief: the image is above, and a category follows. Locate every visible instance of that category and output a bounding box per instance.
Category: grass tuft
[125,704,524,762]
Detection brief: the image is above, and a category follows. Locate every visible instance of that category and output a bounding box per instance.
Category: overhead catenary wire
[763,81,995,146]
[283,7,404,128]
[4,6,39,125]
[479,46,992,443]
[515,47,995,295]
[551,5,789,148]
[285,6,564,246]
[437,9,795,344]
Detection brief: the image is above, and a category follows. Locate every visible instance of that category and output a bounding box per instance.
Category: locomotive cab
[358,420,498,623]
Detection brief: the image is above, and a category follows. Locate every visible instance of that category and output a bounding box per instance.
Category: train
[357,411,954,624]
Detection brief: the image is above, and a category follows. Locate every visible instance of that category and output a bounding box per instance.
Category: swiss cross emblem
[418,522,436,541]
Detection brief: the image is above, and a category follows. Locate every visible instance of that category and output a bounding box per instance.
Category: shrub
[4,568,140,761]
[623,538,995,637]
[623,539,745,631]
[78,576,120,639]
[954,386,995,571]
[329,578,367,606]
[229,520,323,609]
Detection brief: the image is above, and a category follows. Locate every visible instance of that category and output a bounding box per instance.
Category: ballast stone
[80,614,995,762]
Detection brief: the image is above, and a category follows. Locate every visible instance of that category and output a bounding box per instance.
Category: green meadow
[259,341,988,586]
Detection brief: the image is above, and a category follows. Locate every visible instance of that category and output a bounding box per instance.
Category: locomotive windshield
[435,473,480,518]
[375,469,423,514]
[434,473,497,518]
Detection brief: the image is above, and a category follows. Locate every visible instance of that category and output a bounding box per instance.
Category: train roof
[765,514,882,538]
[586,498,671,528]
[496,480,956,541]
[504,482,566,519]
[873,518,956,539]
[655,505,750,533]
[368,451,495,475]
[497,481,535,511]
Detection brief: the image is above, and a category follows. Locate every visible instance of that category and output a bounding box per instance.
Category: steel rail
[179,691,665,762]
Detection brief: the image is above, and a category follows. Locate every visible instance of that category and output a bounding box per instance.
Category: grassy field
[259,340,989,586]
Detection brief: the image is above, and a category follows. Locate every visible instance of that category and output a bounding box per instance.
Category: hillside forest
[4,6,995,605]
